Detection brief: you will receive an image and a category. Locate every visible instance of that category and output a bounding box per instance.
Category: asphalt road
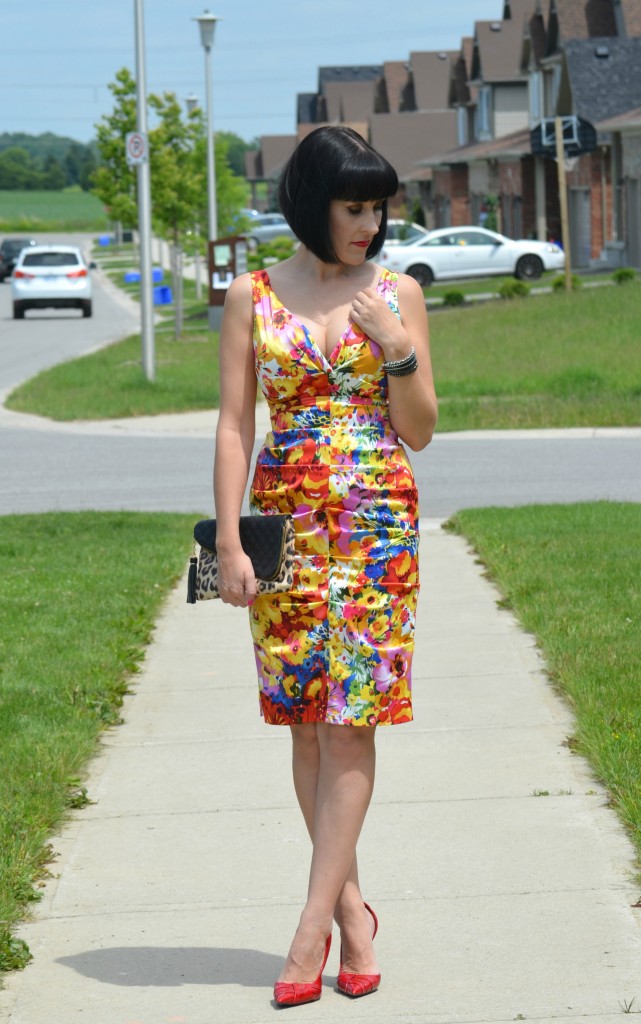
[1,238,640,518]
[0,233,139,396]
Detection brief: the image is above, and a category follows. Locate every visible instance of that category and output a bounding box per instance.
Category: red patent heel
[337,902,381,998]
[273,933,332,1007]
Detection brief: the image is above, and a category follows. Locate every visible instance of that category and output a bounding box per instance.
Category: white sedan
[380,226,565,286]
[11,245,93,318]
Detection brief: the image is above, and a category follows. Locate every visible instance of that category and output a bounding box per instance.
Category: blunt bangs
[329,148,398,205]
[278,126,399,264]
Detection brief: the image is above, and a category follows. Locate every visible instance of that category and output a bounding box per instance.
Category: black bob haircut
[278,125,398,265]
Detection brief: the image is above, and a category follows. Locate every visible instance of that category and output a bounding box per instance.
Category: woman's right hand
[216,548,257,608]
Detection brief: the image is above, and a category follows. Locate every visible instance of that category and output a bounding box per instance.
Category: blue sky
[1,0,501,144]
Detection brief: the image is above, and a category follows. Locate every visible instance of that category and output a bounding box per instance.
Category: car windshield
[23,252,80,267]
[3,241,31,255]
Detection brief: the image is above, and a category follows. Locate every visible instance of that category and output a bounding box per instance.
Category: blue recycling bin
[98,235,111,247]
[153,285,173,305]
[124,268,163,284]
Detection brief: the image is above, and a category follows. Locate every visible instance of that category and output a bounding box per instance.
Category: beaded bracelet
[383,346,418,377]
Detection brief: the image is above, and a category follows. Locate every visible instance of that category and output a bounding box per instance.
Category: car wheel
[515,254,543,280]
[13,302,25,319]
[82,300,93,318]
[406,264,434,288]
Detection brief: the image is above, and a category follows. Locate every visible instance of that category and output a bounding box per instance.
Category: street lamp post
[193,12,220,241]
[134,0,155,381]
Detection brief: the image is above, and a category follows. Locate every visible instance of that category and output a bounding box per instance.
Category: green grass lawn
[447,502,641,869]
[0,512,197,973]
[0,189,108,232]
[430,282,641,430]
[6,270,641,428]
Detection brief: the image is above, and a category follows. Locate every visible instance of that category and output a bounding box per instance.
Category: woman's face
[328,198,384,264]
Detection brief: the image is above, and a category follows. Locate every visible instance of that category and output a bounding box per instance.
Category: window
[457,105,468,146]
[23,251,79,267]
[453,231,495,246]
[478,86,491,139]
[529,70,542,125]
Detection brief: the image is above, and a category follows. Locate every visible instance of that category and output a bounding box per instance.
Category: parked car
[242,213,298,247]
[11,245,93,319]
[384,219,429,245]
[0,237,37,281]
[380,226,565,286]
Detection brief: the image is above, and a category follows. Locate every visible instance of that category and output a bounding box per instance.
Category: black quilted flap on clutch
[193,514,291,581]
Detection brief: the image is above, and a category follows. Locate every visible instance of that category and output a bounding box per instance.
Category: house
[427,0,538,233]
[244,135,297,211]
[596,104,641,267]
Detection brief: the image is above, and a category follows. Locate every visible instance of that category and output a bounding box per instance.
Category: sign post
[207,235,248,331]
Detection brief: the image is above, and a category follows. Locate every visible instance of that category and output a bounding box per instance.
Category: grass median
[5,274,641,429]
[447,501,641,869]
[0,512,196,974]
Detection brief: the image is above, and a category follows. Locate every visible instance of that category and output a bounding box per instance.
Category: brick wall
[521,157,536,238]
[450,165,470,225]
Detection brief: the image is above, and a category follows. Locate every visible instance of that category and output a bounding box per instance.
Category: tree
[91,68,138,227]
[93,69,248,340]
[148,92,204,338]
[215,130,253,178]
[0,147,39,189]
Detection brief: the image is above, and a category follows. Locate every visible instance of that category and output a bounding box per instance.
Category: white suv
[11,245,93,319]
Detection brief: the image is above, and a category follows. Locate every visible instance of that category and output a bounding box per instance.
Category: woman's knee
[290,723,320,754]
[318,724,376,765]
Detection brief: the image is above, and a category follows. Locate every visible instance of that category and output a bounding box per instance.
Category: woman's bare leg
[278,723,378,983]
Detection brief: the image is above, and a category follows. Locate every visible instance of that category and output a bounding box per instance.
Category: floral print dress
[248,268,419,726]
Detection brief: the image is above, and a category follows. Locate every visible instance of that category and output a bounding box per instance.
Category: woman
[213,125,437,1006]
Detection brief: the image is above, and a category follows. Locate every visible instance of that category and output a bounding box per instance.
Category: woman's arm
[213,273,258,606]
[350,273,438,451]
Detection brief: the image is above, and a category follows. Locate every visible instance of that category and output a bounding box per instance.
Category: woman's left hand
[350,287,409,358]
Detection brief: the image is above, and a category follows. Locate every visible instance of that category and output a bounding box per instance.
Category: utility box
[207,235,248,331]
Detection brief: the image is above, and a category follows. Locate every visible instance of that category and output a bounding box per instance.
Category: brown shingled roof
[369,110,458,179]
[322,80,377,122]
[409,50,458,110]
[472,11,535,83]
[421,126,532,167]
[382,61,411,113]
[547,0,617,45]
[596,103,641,130]
[251,136,297,180]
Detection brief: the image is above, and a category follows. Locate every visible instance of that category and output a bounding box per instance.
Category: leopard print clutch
[187,514,296,602]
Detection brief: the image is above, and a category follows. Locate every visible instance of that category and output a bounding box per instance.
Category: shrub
[247,235,297,271]
[498,279,530,299]
[552,274,582,292]
[442,289,466,307]
[613,267,637,285]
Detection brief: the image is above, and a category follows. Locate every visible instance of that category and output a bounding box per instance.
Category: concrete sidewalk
[2,524,641,1024]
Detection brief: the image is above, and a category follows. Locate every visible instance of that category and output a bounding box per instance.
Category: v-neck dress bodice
[248,267,419,726]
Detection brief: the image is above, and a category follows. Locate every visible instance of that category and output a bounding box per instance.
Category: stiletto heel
[273,934,332,1007]
[337,902,381,998]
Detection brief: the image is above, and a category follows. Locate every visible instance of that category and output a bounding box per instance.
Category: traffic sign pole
[133,0,155,383]
[554,116,573,294]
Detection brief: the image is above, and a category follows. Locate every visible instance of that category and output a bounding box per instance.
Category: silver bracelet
[383,347,418,377]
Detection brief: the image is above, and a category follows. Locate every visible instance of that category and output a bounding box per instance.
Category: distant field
[0,189,108,231]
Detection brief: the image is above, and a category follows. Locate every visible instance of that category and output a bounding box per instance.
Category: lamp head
[193,10,221,50]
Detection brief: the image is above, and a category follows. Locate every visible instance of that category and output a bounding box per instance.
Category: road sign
[530,116,597,159]
[125,131,148,166]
